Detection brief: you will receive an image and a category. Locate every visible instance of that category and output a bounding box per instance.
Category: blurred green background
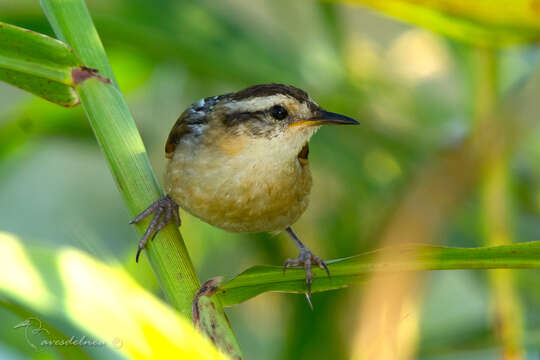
[1,0,540,359]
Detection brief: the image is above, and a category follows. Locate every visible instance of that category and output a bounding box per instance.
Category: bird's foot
[130,195,181,262]
[283,247,330,308]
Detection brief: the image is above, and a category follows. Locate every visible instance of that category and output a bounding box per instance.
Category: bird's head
[165,84,358,161]
[218,83,358,139]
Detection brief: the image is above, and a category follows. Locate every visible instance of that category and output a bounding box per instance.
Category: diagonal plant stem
[40,0,197,318]
[38,0,242,357]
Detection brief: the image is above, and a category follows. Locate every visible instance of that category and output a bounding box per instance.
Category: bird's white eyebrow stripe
[224,94,291,113]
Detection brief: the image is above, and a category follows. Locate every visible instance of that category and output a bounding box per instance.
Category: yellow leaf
[340,0,540,46]
[0,232,230,360]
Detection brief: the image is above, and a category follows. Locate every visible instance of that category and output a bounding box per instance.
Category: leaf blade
[216,242,540,306]
[0,231,232,360]
[0,68,79,107]
[0,21,81,106]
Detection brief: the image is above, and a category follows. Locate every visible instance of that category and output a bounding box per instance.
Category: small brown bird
[131,83,358,300]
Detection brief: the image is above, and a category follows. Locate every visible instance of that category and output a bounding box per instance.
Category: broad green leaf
[343,0,540,46]
[215,241,540,306]
[0,21,81,106]
[0,232,231,360]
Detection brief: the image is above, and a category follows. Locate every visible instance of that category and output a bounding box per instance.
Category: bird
[131,83,359,302]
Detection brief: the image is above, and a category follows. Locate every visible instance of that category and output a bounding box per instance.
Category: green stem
[40,0,198,317]
[38,1,242,357]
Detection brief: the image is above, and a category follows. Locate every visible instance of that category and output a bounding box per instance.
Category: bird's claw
[130,195,180,262]
[283,247,330,307]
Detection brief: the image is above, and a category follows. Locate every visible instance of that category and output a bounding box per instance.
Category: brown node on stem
[72,66,111,85]
[191,277,221,329]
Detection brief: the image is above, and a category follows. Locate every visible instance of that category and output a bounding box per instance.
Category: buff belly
[166,147,312,233]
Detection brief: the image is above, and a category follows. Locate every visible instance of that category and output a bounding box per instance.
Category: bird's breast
[166,141,312,232]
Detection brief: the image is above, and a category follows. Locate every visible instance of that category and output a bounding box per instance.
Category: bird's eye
[269,105,288,120]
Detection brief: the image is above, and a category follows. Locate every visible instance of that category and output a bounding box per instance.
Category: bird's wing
[165,110,192,159]
[165,95,225,158]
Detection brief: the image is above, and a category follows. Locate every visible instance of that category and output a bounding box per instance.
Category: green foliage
[0,21,80,106]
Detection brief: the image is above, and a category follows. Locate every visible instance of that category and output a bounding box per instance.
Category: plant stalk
[40,0,199,317]
[39,0,242,357]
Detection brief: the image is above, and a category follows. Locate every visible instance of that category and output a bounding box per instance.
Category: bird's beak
[314,110,360,126]
[290,109,359,128]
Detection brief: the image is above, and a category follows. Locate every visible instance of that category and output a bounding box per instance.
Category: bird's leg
[129,194,181,262]
[283,226,330,307]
